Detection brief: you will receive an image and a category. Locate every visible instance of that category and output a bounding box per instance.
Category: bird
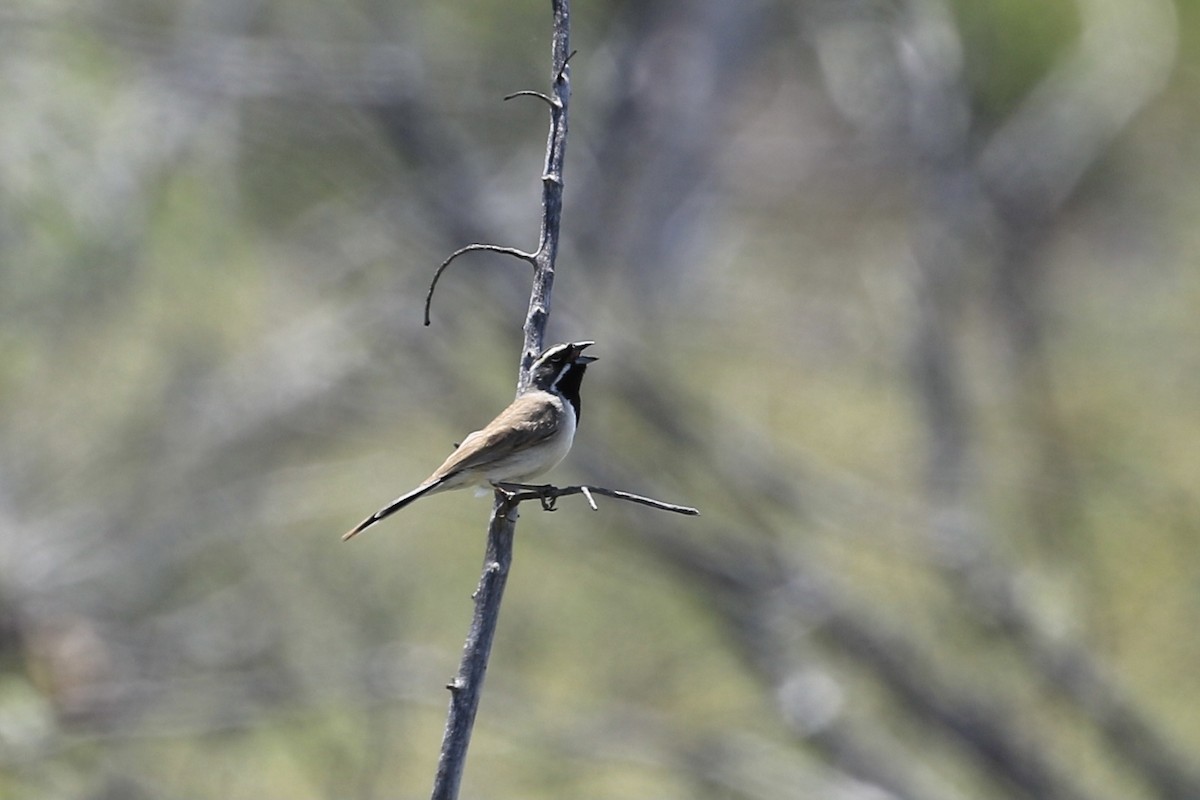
[343,341,597,540]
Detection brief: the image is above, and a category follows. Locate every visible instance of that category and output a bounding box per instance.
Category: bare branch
[430,4,574,799]
[424,243,536,326]
[517,0,572,390]
[494,482,699,516]
[431,498,515,800]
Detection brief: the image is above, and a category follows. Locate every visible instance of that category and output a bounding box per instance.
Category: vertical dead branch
[431,498,517,800]
[517,2,572,393]
[429,3,571,799]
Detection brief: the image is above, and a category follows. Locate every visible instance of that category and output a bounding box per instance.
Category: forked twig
[424,49,578,329]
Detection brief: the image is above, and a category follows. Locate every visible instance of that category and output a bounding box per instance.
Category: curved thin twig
[494,482,700,516]
[501,51,578,110]
[504,90,557,108]
[424,244,536,326]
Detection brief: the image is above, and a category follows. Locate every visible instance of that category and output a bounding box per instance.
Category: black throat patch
[555,362,589,423]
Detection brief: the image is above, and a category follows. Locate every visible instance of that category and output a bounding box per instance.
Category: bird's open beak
[572,341,597,363]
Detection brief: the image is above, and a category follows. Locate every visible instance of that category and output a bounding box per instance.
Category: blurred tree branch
[453,1,1196,795]
[885,2,1199,797]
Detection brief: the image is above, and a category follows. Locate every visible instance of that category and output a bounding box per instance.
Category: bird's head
[528,341,597,393]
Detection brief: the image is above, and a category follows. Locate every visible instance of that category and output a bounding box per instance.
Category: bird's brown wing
[428,392,562,481]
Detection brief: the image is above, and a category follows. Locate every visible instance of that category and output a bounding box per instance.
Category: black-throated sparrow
[343,341,597,540]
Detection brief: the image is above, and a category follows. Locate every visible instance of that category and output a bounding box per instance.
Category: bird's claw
[522,483,558,511]
[492,482,559,510]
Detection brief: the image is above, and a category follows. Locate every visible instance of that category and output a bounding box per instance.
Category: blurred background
[2,0,1199,798]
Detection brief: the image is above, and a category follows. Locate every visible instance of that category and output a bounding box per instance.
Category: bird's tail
[342,481,442,541]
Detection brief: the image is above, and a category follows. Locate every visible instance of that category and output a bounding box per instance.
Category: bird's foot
[492,482,559,511]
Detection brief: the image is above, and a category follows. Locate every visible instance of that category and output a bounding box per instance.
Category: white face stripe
[533,344,572,367]
[552,360,572,388]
